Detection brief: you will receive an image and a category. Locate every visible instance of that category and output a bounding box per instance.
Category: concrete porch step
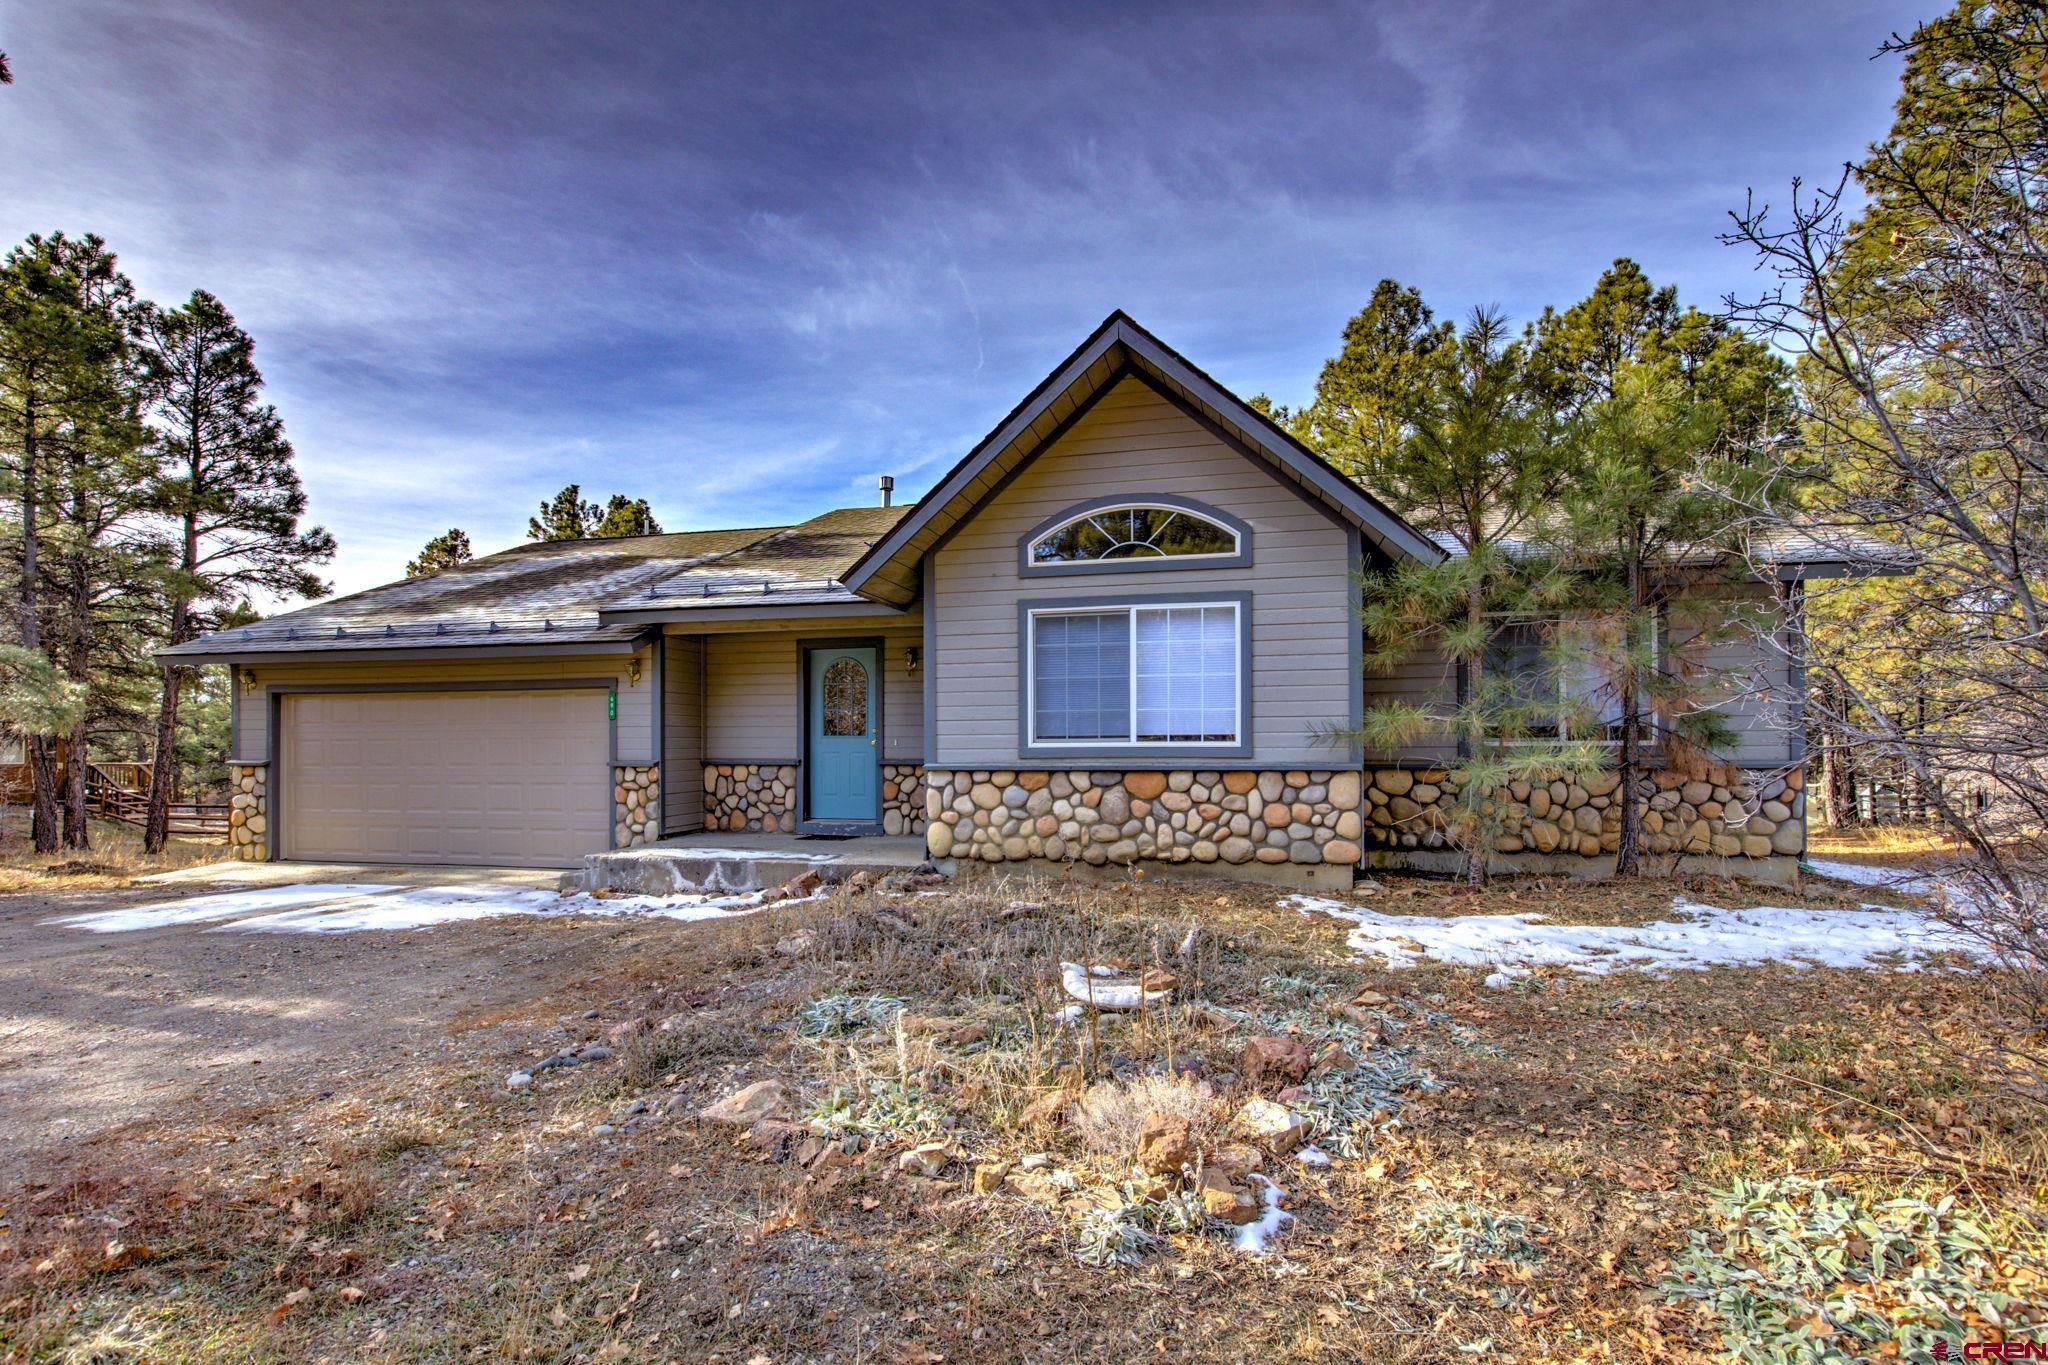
[562,833,937,896]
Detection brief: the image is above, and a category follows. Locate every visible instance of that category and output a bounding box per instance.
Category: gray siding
[929,375,1359,769]
[1359,582,1800,768]
[231,649,654,764]
[662,635,705,833]
[702,620,924,766]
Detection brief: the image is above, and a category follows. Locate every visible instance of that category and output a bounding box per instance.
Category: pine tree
[407,528,473,577]
[0,233,144,848]
[527,485,598,541]
[1302,283,1598,884]
[1531,260,1790,875]
[592,495,660,538]
[133,289,332,851]
[528,486,661,541]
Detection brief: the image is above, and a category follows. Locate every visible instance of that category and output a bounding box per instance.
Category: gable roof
[159,525,785,661]
[838,310,1444,606]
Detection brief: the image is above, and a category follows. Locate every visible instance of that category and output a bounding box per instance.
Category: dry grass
[0,810,224,893]
[1807,819,1968,868]
[4,866,2041,1360]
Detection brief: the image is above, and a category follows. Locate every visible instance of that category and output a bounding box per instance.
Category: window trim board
[1017,590,1254,761]
[1016,494,1254,577]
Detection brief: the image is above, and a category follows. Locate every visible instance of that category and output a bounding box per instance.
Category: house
[162,312,1837,885]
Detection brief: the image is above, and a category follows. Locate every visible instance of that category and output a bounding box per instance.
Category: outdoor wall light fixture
[626,658,643,686]
[905,646,921,674]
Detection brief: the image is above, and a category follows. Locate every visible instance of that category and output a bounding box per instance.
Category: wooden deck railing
[83,762,230,837]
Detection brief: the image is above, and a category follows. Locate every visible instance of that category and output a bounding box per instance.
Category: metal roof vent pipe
[879,475,894,508]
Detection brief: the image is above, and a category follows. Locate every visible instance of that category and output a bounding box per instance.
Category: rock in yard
[896,1141,952,1177]
[773,931,815,957]
[1195,1168,1260,1225]
[1018,1089,1073,1131]
[1138,967,1180,993]
[972,1161,1012,1194]
[783,870,824,899]
[505,1071,534,1090]
[602,1017,649,1046]
[1209,1142,1265,1179]
[1311,1041,1357,1075]
[1240,1035,1312,1088]
[1236,1096,1313,1153]
[699,1079,795,1126]
[1133,1111,1195,1176]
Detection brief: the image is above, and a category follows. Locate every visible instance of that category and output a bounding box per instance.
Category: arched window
[1025,501,1244,569]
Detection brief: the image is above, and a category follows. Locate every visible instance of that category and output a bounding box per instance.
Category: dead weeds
[3,868,2042,1361]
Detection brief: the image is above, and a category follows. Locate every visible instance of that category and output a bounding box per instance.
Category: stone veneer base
[925,769,1362,869]
[705,763,928,835]
[614,764,659,849]
[227,762,268,861]
[1364,763,1806,864]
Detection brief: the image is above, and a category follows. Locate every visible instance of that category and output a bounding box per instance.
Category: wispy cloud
[0,0,1924,595]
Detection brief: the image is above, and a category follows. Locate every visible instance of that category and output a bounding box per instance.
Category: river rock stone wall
[614,764,659,849]
[883,764,925,836]
[704,763,797,833]
[227,763,268,860]
[1366,764,1805,860]
[924,769,1362,867]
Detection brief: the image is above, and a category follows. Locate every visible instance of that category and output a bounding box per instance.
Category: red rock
[1240,1034,1312,1088]
[1134,1112,1194,1175]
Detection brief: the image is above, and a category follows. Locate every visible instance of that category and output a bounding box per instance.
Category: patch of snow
[61,882,805,937]
[1294,1146,1331,1168]
[215,884,799,934]
[1288,893,1988,976]
[1483,968,1527,991]
[1232,1176,1294,1255]
[46,884,401,933]
[1051,1003,1086,1026]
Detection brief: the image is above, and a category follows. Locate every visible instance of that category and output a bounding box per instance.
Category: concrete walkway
[571,831,932,894]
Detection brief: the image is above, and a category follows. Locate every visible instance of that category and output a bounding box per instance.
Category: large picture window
[1029,602,1241,746]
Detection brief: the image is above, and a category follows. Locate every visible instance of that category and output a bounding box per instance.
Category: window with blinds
[1028,603,1240,746]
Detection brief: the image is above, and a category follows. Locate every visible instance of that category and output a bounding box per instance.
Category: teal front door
[806,645,878,824]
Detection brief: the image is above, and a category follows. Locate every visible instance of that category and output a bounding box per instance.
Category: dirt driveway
[0,868,683,1185]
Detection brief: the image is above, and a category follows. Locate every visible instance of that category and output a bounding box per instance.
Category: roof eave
[838,312,1441,605]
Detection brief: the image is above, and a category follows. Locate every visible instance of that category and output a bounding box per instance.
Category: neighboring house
[163,312,1843,885]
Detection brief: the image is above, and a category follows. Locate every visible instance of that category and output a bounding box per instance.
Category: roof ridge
[501,523,790,553]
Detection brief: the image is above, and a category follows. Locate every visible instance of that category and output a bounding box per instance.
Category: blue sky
[3,0,1925,595]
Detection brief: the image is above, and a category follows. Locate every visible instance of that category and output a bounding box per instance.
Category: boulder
[1240,1035,1312,1087]
[1195,1168,1261,1225]
[698,1079,794,1126]
[1236,1096,1313,1152]
[897,1141,952,1177]
[1134,1112,1195,1175]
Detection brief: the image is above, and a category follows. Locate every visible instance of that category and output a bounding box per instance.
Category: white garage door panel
[283,690,610,867]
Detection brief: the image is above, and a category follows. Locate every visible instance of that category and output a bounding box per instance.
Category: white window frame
[1026,504,1243,566]
[1024,599,1245,750]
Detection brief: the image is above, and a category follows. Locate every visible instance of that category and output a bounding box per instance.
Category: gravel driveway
[0,867,698,1184]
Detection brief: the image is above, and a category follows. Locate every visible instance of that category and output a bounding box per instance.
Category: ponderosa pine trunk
[1461,563,1487,888]
[1612,541,1645,877]
[16,399,58,851]
[60,465,90,849]
[143,435,201,853]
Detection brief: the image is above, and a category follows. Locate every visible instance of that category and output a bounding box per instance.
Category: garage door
[281,689,611,867]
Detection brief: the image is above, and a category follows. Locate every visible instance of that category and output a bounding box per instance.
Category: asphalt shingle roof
[161,525,790,658]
